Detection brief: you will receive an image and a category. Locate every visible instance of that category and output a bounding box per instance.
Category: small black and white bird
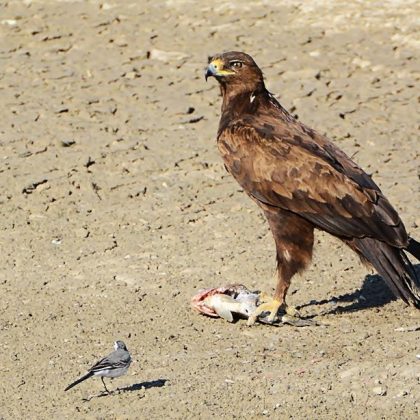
[65,340,131,393]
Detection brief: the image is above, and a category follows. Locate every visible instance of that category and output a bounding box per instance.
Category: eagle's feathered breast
[217,90,407,247]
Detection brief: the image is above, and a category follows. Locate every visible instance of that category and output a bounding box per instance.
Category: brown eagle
[205,51,420,324]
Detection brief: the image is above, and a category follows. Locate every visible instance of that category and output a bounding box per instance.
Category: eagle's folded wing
[218,122,407,247]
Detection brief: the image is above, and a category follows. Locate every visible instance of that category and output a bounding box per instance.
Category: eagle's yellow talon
[258,291,271,303]
[285,305,300,317]
[247,298,282,326]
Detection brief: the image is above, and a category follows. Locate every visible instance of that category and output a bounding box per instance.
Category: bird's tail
[64,371,93,391]
[407,237,420,261]
[352,237,420,308]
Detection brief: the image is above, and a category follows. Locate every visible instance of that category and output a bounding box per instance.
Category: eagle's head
[205,51,264,93]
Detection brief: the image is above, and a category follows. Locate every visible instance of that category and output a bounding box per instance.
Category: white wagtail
[65,340,131,393]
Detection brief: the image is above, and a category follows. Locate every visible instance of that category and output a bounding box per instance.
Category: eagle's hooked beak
[205,58,234,81]
[205,62,217,81]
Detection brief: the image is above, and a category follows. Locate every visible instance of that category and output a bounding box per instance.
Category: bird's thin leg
[248,209,314,325]
[101,377,110,394]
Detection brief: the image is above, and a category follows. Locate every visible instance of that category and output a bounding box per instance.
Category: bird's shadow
[82,379,168,401]
[117,378,168,393]
[298,264,420,315]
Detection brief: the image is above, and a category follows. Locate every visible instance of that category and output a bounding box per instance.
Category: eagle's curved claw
[284,304,300,317]
[247,297,303,325]
[247,298,282,326]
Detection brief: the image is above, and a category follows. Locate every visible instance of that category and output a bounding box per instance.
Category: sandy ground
[0,0,419,418]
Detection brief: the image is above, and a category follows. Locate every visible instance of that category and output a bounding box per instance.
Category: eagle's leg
[248,209,314,325]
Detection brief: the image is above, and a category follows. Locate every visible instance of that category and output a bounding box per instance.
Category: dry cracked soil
[0,0,419,418]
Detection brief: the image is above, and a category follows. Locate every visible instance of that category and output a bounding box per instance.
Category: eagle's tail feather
[407,237,420,261]
[352,237,420,308]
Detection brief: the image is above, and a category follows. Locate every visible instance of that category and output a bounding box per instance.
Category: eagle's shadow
[298,264,420,315]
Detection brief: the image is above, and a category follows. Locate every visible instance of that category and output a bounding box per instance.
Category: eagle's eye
[230,60,243,69]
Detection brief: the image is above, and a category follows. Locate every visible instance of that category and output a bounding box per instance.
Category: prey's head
[114,340,128,351]
[205,51,264,92]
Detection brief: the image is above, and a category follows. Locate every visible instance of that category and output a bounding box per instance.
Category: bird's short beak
[205,58,234,81]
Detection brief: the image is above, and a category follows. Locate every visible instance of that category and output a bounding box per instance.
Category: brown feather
[208,51,420,309]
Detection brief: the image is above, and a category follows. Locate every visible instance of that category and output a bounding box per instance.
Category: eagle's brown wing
[217,117,408,248]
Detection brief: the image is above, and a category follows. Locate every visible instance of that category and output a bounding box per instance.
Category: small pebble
[1,19,17,26]
[61,139,75,147]
[124,71,137,79]
[372,386,387,396]
[395,390,408,398]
